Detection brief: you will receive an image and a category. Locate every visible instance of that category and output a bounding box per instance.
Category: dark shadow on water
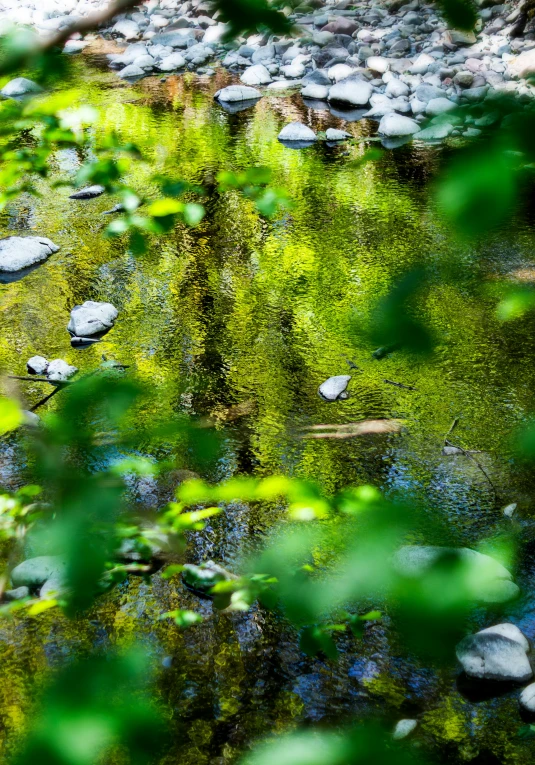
[215,98,261,115]
[456,672,523,702]
[0,261,47,284]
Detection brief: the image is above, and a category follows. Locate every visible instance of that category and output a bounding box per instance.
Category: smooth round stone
[367,55,390,73]
[456,632,533,682]
[393,719,418,740]
[1,77,43,98]
[0,236,59,273]
[46,359,78,382]
[326,128,351,141]
[520,682,535,712]
[425,97,456,116]
[278,121,317,143]
[69,185,105,200]
[215,86,262,103]
[68,301,118,337]
[27,356,49,375]
[378,112,420,136]
[318,375,351,401]
[240,64,271,86]
[329,78,372,106]
[477,623,530,652]
[302,83,330,99]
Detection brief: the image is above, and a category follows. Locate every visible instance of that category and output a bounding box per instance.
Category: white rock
[415,122,454,140]
[278,122,317,143]
[63,40,88,54]
[326,128,351,141]
[378,113,420,137]
[0,236,59,272]
[112,19,139,40]
[456,631,532,682]
[426,97,457,116]
[410,53,436,75]
[503,502,517,518]
[477,623,529,652]
[215,85,262,103]
[46,359,78,382]
[281,62,305,78]
[27,356,49,375]
[385,78,410,98]
[203,24,228,45]
[318,375,351,401]
[367,56,390,74]
[69,185,105,200]
[328,78,372,106]
[158,52,186,71]
[68,301,118,337]
[1,77,43,98]
[393,720,417,740]
[302,83,329,99]
[22,411,41,428]
[241,64,272,86]
[328,63,355,82]
[519,682,535,712]
[117,64,145,79]
[508,49,535,78]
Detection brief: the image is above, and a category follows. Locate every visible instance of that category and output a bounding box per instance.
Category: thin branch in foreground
[444,438,498,503]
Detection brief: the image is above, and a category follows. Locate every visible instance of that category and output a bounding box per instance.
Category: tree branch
[42,0,141,52]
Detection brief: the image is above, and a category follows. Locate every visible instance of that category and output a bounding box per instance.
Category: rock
[103,204,126,215]
[158,52,186,71]
[1,78,43,99]
[68,301,118,338]
[27,356,49,375]
[4,586,30,601]
[22,411,41,428]
[326,128,351,141]
[241,64,272,86]
[117,64,145,79]
[520,683,535,713]
[393,719,417,740]
[322,18,358,36]
[367,56,390,74]
[378,113,420,137]
[426,97,456,116]
[393,546,519,604]
[203,24,228,45]
[112,19,140,40]
[252,44,276,64]
[11,555,68,599]
[183,44,213,65]
[410,53,435,74]
[385,78,410,98]
[278,122,317,143]
[63,40,88,54]
[509,49,535,79]
[414,84,446,103]
[318,375,351,401]
[69,185,105,200]
[182,560,238,596]
[46,359,78,382]
[302,83,330,99]
[328,78,372,106]
[328,63,356,82]
[503,503,517,518]
[281,62,306,78]
[454,71,474,88]
[416,122,454,140]
[456,631,532,682]
[477,623,530,652]
[0,236,59,273]
[447,29,477,46]
[215,85,262,103]
[303,69,331,86]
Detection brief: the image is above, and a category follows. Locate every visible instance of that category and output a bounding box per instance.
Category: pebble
[68,300,118,338]
[69,185,105,200]
[318,375,351,401]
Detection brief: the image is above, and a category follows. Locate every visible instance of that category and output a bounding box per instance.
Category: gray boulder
[393,719,417,740]
[0,236,59,272]
[11,556,68,599]
[326,128,351,141]
[519,682,535,712]
[46,359,78,382]
[278,122,317,143]
[215,86,262,103]
[68,301,118,337]
[456,631,532,682]
[318,375,351,401]
[241,64,272,86]
[329,78,372,106]
[69,185,105,200]
[27,356,49,375]
[158,52,186,71]
[117,64,145,79]
[5,586,30,601]
[378,113,420,137]
[302,83,330,99]
[1,78,43,99]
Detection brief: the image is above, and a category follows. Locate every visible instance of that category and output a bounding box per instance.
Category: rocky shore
[1,0,535,141]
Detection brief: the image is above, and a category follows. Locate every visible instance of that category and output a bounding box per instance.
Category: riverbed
[1,52,535,763]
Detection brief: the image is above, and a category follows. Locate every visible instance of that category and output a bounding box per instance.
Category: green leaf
[161,609,203,628]
[182,203,205,227]
[148,198,183,217]
[0,397,23,435]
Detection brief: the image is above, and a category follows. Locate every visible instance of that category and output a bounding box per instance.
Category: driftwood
[8,376,71,386]
[384,379,418,391]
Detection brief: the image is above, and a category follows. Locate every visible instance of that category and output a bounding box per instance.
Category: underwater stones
[393,719,417,740]
[278,121,317,143]
[11,555,68,599]
[68,301,118,338]
[318,375,351,402]
[378,113,420,137]
[0,236,59,273]
[519,682,535,712]
[1,77,42,99]
[69,185,105,200]
[46,359,78,382]
[27,355,49,375]
[215,85,262,103]
[181,560,238,596]
[456,626,532,682]
[328,78,372,107]
[393,546,519,604]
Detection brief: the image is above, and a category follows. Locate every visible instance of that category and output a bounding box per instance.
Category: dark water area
[1,53,535,763]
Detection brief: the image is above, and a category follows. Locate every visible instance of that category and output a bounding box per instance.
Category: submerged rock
[46,359,78,382]
[519,682,535,712]
[393,719,417,740]
[0,236,59,273]
[393,546,519,603]
[68,301,118,338]
[27,356,48,375]
[182,560,238,596]
[69,185,105,200]
[326,128,351,141]
[278,122,317,143]
[456,627,532,682]
[11,555,68,599]
[1,78,42,98]
[318,375,351,401]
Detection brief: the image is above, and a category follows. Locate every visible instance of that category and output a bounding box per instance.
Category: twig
[31,387,61,412]
[444,438,498,502]
[443,417,459,445]
[8,375,70,386]
[383,379,418,391]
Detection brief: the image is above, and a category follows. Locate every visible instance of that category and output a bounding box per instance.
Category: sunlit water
[1,52,535,762]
